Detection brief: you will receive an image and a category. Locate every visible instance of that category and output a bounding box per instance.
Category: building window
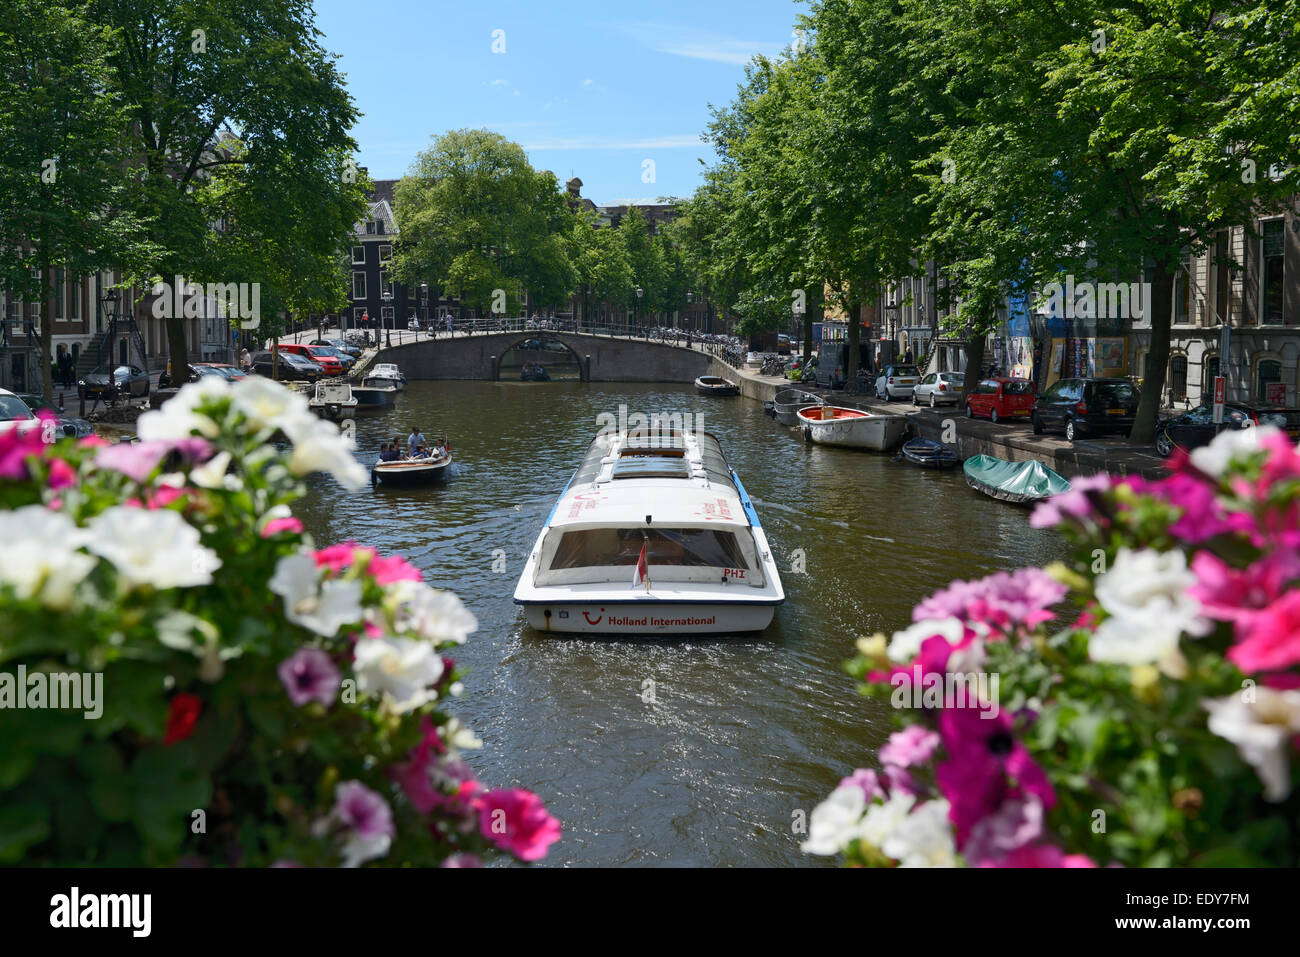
[1169,355,1188,401]
[1213,231,1231,325]
[68,278,80,320]
[1257,358,1283,402]
[1261,219,1284,324]
[365,221,376,235]
[380,272,392,298]
[379,245,392,264]
[54,268,65,320]
[1173,254,1192,324]
[351,246,365,264]
[352,272,366,300]
[1203,355,1220,395]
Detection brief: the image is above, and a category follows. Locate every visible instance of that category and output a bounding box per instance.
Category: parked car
[79,364,150,399]
[304,344,354,372]
[913,371,967,408]
[874,364,921,401]
[193,363,247,382]
[965,377,1037,422]
[277,343,344,376]
[0,388,42,436]
[15,393,94,438]
[251,350,324,382]
[1032,377,1141,441]
[1154,402,1300,457]
[312,338,361,359]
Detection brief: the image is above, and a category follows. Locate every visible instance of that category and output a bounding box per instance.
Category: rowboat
[772,388,824,426]
[695,375,739,397]
[309,380,358,423]
[363,363,406,391]
[371,450,453,487]
[901,437,959,469]
[351,384,397,409]
[796,405,909,451]
[962,454,1071,505]
[513,426,784,635]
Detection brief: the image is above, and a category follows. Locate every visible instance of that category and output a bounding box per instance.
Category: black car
[251,350,324,381]
[1155,402,1300,457]
[79,364,150,399]
[1032,377,1141,442]
[15,394,94,438]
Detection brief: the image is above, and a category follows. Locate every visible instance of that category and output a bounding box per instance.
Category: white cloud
[611,21,784,65]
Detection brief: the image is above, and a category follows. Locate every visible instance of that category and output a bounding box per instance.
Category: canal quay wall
[712,359,1169,480]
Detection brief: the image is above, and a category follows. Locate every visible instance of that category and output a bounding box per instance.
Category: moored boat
[363,362,406,391]
[695,375,739,397]
[772,388,824,426]
[513,426,784,635]
[797,405,909,451]
[351,383,397,409]
[901,437,959,469]
[309,380,358,422]
[962,454,1071,505]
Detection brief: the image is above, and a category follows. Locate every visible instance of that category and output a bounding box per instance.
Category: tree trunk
[846,300,862,382]
[38,259,53,406]
[1130,265,1175,444]
[961,323,987,405]
[802,283,821,365]
[166,313,187,391]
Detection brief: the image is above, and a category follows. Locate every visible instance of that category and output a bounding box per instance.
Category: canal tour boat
[797,404,909,451]
[513,427,784,635]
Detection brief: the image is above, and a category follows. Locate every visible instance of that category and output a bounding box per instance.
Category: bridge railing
[359,317,743,357]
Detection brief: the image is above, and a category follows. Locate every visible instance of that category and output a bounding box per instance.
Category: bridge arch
[495,333,587,382]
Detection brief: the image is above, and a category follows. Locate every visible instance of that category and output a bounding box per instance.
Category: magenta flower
[1227,590,1300,674]
[388,716,446,814]
[977,844,1097,867]
[47,458,76,490]
[935,706,1055,850]
[333,780,394,838]
[368,553,422,585]
[1190,551,1300,626]
[914,568,1067,632]
[880,725,941,768]
[1029,473,1111,529]
[261,516,304,537]
[0,417,50,479]
[477,788,561,862]
[277,648,341,707]
[963,796,1045,865]
[94,438,211,483]
[314,541,371,575]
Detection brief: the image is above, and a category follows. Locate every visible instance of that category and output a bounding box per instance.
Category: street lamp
[420,283,428,334]
[635,286,644,337]
[383,290,393,348]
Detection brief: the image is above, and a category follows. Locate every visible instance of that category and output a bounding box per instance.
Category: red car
[279,343,344,376]
[965,377,1037,423]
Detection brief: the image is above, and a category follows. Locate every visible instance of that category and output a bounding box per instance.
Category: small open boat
[351,384,397,409]
[363,362,406,391]
[797,405,909,451]
[963,454,1071,505]
[309,380,358,422]
[371,449,453,487]
[773,388,824,426]
[901,437,959,469]
[695,375,739,397]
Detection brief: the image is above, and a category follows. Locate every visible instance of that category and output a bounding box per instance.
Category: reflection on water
[294,381,1064,866]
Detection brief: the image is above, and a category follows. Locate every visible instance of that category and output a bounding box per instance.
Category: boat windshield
[549,528,749,570]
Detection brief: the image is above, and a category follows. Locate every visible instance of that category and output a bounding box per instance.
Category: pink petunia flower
[1189,551,1300,626]
[94,438,212,483]
[1029,474,1111,529]
[977,843,1097,867]
[839,768,887,801]
[1227,590,1300,674]
[46,458,76,490]
[880,725,941,768]
[277,647,341,707]
[368,553,422,585]
[0,418,50,479]
[314,541,374,575]
[914,568,1067,633]
[261,516,304,537]
[477,788,561,862]
[388,716,447,814]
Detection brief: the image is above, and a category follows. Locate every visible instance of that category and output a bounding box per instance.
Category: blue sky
[312,0,806,204]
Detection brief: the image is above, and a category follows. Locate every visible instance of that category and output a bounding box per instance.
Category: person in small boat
[379,442,400,462]
[407,427,423,457]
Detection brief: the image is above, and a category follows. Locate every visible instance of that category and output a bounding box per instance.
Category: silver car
[874,364,922,401]
[912,371,966,408]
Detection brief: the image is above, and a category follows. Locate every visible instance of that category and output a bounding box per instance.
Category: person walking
[240,347,252,372]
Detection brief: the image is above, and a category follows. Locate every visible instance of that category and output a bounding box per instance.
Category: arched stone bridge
[372,331,717,382]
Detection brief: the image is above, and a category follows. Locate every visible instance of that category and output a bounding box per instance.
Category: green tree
[389,129,573,319]
[567,209,633,326]
[0,1,149,403]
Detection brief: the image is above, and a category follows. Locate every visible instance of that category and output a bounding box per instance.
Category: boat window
[549,528,750,570]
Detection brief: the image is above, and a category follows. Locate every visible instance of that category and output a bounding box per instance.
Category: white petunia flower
[282,415,368,490]
[1091,549,1208,673]
[801,784,870,856]
[352,635,444,713]
[85,506,220,590]
[230,375,312,434]
[1204,688,1300,802]
[887,617,965,663]
[1088,615,1188,676]
[137,375,229,441]
[860,790,916,848]
[339,830,391,869]
[441,716,483,753]
[0,506,98,609]
[1189,425,1280,478]
[881,799,957,868]
[389,579,478,645]
[189,450,232,489]
[268,554,363,636]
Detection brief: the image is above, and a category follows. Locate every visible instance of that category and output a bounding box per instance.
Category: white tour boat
[513,427,785,635]
[797,404,909,451]
[362,362,406,391]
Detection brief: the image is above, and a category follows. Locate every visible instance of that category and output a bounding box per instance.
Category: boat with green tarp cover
[962,454,1072,505]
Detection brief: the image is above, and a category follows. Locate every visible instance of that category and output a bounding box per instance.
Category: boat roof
[548,429,754,529]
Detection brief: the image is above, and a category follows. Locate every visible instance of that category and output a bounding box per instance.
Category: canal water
[292,380,1064,866]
